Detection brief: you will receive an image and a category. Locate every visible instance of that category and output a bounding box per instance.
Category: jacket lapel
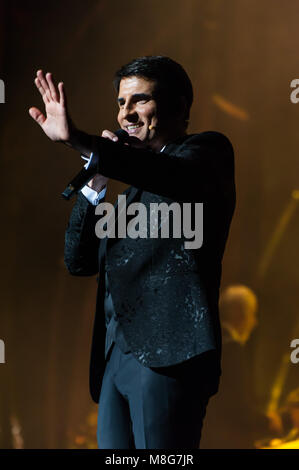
[98,186,142,268]
[114,186,141,228]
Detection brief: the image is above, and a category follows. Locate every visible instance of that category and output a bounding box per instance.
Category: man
[201,285,260,448]
[29,56,235,449]
[219,285,258,345]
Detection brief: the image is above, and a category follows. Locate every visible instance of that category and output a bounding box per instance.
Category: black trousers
[97,342,217,449]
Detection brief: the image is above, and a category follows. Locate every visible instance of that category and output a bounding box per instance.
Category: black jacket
[64,131,236,403]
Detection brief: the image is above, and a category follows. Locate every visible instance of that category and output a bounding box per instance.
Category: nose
[121,102,138,122]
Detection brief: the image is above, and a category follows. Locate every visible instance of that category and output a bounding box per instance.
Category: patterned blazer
[64,131,236,403]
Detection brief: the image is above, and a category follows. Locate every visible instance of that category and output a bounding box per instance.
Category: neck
[149,127,187,152]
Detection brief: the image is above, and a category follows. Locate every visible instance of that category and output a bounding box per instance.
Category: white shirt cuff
[80,154,106,205]
[81,184,107,205]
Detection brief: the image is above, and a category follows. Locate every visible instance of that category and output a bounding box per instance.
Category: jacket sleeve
[64,192,101,276]
[92,131,234,202]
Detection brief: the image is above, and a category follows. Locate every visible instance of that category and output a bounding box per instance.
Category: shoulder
[182,131,233,152]
[166,131,233,153]
[166,131,234,169]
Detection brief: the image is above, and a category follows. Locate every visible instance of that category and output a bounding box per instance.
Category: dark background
[0,0,298,448]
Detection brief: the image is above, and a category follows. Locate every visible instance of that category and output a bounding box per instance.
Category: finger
[58,82,66,107]
[35,77,50,105]
[101,129,118,141]
[37,70,52,102]
[45,72,58,101]
[29,106,46,126]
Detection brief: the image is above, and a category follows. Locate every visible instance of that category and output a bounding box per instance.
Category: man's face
[117,76,166,149]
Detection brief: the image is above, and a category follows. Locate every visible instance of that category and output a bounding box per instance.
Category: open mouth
[126,123,143,134]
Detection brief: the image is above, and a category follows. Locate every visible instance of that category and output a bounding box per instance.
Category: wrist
[64,126,93,158]
[81,184,107,206]
[87,182,106,192]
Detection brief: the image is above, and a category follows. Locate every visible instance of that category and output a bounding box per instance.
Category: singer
[29,56,236,449]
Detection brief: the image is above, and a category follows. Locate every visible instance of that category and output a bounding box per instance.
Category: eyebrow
[117,93,152,104]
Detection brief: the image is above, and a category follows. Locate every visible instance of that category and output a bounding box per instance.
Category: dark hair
[113,56,193,126]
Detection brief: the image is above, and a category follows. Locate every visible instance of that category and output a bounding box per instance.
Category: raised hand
[29,70,73,142]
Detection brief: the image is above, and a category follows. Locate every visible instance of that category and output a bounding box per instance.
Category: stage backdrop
[0,0,298,448]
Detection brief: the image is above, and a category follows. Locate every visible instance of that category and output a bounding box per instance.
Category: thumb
[29,107,46,126]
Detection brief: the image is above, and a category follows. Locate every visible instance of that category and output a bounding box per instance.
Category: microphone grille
[115,129,130,143]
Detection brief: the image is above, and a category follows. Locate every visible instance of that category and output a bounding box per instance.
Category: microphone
[61,129,130,200]
[114,128,130,143]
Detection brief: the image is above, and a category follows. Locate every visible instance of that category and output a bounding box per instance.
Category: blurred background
[0,0,299,448]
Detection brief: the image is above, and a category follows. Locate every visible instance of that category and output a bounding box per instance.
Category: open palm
[29,70,72,142]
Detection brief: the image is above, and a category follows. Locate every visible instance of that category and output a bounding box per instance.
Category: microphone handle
[61,165,96,200]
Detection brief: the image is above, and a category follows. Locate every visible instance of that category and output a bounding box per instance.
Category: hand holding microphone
[61,129,130,200]
[86,129,131,193]
[86,124,156,195]
[61,122,156,200]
